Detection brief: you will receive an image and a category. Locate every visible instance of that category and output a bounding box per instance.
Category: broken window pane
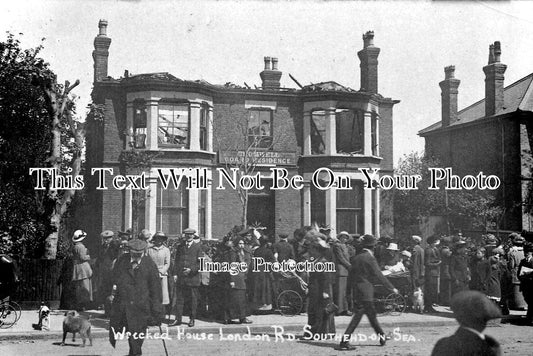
[158,103,189,147]
[336,109,363,154]
[311,110,326,154]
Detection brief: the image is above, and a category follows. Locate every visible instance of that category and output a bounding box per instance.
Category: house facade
[85,20,399,251]
[419,41,533,234]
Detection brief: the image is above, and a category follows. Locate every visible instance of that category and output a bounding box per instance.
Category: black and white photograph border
[1,0,533,355]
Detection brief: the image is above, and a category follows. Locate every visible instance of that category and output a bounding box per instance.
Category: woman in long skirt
[71,230,93,310]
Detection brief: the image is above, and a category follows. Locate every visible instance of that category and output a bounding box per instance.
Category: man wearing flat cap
[109,239,163,356]
[339,234,398,351]
[171,228,204,327]
[431,290,501,356]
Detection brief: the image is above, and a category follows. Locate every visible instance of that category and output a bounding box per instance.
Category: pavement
[2,304,524,342]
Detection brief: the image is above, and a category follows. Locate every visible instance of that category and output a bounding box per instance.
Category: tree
[0,33,81,259]
[394,152,503,239]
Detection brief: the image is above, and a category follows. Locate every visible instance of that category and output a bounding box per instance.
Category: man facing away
[338,234,398,351]
[431,290,502,356]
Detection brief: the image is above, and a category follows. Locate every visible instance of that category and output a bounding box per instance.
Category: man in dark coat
[96,230,119,316]
[424,235,442,313]
[431,290,502,356]
[450,240,471,295]
[339,234,398,351]
[273,233,295,262]
[171,228,204,327]
[108,239,163,356]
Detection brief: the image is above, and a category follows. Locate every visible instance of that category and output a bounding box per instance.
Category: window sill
[302,154,383,160]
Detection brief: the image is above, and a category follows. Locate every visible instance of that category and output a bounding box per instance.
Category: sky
[2,0,533,165]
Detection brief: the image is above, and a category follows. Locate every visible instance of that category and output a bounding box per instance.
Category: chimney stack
[260,56,282,90]
[439,66,460,127]
[358,31,380,94]
[92,19,112,82]
[483,41,506,116]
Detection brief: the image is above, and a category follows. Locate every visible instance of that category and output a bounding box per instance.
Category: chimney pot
[488,44,495,64]
[494,41,501,62]
[362,31,375,48]
[444,65,455,79]
[271,57,279,71]
[264,57,272,70]
[98,19,108,37]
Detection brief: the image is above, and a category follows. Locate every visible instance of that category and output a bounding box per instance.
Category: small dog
[61,311,92,347]
[32,303,50,331]
[412,287,424,314]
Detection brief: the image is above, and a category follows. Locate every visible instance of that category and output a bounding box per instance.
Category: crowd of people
[57,225,533,355]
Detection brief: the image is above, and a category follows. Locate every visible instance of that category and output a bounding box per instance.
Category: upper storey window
[200,104,208,151]
[336,109,364,154]
[133,101,147,149]
[248,109,273,149]
[158,102,190,148]
[311,110,326,155]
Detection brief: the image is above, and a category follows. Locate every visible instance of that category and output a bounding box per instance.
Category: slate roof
[419,73,533,135]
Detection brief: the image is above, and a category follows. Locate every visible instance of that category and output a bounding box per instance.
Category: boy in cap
[431,290,501,356]
[338,234,398,351]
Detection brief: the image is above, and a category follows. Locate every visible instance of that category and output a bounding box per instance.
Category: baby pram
[0,254,21,328]
[275,270,308,316]
[373,271,411,316]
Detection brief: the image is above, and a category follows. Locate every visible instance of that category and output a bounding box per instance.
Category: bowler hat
[128,238,147,252]
[279,233,289,239]
[427,235,440,245]
[361,234,377,247]
[118,228,132,237]
[152,231,167,241]
[451,290,501,326]
[72,230,87,243]
[100,230,114,239]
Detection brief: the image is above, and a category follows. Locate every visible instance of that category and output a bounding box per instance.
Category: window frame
[247,108,273,149]
[157,100,191,149]
[156,178,189,237]
[336,180,364,234]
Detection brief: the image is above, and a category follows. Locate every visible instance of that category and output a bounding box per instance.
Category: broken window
[158,102,190,148]
[133,101,147,149]
[311,110,326,154]
[336,109,364,154]
[248,109,273,149]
